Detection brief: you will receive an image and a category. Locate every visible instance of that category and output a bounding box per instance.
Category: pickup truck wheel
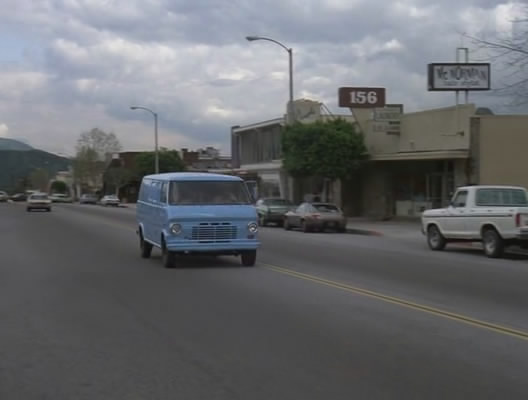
[483,229,504,258]
[427,225,446,251]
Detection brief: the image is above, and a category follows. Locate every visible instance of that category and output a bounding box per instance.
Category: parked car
[0,191,8,202]
[284,202,347,233]
[50,193,73,203]
[422,185,528,258]
[100,194,120,207]
[26,193,52,212]
[79,194,98,205]
[256,198,294,226]
[10,193,27,202]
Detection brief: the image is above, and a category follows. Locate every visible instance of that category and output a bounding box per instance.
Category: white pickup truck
[422,185,528,258]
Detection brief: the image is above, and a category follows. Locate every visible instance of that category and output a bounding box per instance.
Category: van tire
[162,240,176,268]
[482,228,504,258]
[139,233,152,258]
[241,250,256,267]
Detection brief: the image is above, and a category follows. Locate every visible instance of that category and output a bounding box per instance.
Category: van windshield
[169,181,251,205]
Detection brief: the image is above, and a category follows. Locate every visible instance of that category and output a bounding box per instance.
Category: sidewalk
[346,217,422,239]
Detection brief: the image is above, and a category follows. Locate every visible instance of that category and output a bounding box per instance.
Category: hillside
[0,138,33,151]
[0,149,71,192]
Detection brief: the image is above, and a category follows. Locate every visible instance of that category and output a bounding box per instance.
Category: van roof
[143,172,242,182]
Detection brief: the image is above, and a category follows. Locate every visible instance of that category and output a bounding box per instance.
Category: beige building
[230,99,528,218]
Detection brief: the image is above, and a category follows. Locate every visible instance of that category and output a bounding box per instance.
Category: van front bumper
[165,239,260,253]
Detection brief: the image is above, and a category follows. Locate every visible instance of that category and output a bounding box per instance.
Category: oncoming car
[27,193,52,212]
[136,172,260,268]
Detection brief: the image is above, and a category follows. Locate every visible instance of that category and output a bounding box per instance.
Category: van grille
[191,222,237,242]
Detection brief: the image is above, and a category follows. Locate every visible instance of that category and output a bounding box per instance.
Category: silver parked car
[100,194,120,207]
[0,191,8,202]
[283,202,347,233]
[79,194,98,204]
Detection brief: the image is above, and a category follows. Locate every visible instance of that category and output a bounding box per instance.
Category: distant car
[79,194,98,204]
[50,193,73,203]
[10,193,27,202]
[0,191,8,202]
[255,197,294,226]
[27,193,52,212]
[100,194,120,207]
[284,202,347,233]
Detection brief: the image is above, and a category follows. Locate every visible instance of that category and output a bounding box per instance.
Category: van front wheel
[162,240,176,268]
[241,250,256,267]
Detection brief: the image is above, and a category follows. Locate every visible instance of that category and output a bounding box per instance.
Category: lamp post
[246,35,294,124]
[130,106,159,174]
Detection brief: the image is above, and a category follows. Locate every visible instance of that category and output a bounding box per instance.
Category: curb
[346,227,384,236]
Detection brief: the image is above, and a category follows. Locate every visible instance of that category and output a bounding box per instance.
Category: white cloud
[0,0,523,156]
[0,123,8,137]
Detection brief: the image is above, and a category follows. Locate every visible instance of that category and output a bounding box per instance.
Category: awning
[370,149,469,161]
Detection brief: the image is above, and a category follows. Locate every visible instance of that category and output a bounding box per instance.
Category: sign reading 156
[338,87,386,108]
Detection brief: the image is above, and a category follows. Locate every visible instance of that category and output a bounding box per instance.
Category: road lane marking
[263,263,528,342]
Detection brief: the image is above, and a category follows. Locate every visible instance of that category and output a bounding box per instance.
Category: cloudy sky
[0,0,523,156]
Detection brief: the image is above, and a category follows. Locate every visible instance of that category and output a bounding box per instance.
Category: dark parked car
[10,193,27,202]
[255,198,294,226]
[284,202,347,233]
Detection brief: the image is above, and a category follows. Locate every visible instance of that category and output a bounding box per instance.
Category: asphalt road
[1,202,528,399]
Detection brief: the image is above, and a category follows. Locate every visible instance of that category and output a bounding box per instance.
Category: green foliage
[135,148,185,177]
[50,180,68,194]
[29,168,50,192]
[281,118,368,181]
[0,150,70,193]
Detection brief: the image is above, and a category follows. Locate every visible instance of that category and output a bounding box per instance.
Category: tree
[50,180,68,194]
[466,4,528,106]
[104,167,134,195]
[282,118,368,182]
[73,128,121,190]
[75,128,122,160]
[29,168,49,192]
[135,148,185,177]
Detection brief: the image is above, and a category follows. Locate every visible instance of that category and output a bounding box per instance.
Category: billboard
[428,63,490,91]
[338,87,386,108]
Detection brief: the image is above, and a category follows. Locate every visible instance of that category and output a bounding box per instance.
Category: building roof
[144,172,241,181]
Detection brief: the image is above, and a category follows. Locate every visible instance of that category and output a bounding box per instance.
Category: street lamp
[246,35,294,124]
[130,106,159,174]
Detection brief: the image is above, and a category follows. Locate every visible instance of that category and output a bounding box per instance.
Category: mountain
[0,138,33,151]
[0,147,71,193]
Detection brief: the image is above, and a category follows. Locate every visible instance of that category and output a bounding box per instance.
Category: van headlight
[170,223,182,235]
[248,222,258,233]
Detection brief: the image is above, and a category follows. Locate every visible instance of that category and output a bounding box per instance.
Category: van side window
[160,182,168,203]
[139,179,150,202]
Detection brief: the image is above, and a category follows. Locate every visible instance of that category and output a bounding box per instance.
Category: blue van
[136,172,260,268]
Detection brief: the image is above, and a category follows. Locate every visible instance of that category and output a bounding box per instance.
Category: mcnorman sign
[428,63,490,91]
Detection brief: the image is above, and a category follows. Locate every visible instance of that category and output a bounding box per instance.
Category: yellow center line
[262,263,528,342]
